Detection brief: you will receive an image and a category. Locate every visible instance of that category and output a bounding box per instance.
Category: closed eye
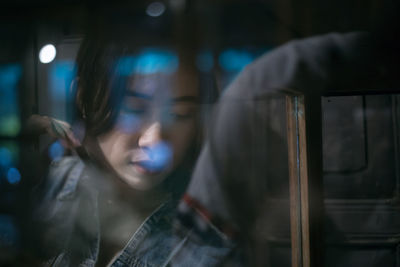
[168,103,198,120]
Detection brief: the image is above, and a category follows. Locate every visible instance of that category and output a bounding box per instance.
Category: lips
[130,161,161,175]
[129,152,160,175]
[130,151,151,162]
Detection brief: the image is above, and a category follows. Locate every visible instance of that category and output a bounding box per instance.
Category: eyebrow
[126,92,199,103]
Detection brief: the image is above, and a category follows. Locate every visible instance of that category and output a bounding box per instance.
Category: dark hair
[73,5,219,198]
[73,2,173,133]
[74,4,218,136]
[74,32,152,136]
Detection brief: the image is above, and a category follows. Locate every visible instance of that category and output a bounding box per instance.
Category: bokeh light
[0,64,21,137]
[0,148,12,167]
[116,49,179,75]
[6,167,21,185]
[48,141,65,162]
[146,2,166,17]
[39,44,57,64]
[219,49,254,72]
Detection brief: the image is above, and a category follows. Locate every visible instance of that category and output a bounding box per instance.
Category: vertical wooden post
[286,93,324,267]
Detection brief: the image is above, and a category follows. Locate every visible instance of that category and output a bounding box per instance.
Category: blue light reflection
[49,61,76,101]
[142,142,172,171]
[117,113,141,134]
[0,148,12,167]
[116,49,179,76]
[218,49,255,72]
[6,167,21,185]
[0,64,22,136]
[48,141,65,162]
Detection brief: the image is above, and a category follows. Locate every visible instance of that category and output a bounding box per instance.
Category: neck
[110,173,169,215]
[82,134,169,213]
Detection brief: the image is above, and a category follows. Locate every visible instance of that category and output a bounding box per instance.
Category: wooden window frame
[286,92,324,267]
[286,87,400,267]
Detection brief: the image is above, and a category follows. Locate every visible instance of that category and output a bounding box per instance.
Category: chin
[118,171,166,191]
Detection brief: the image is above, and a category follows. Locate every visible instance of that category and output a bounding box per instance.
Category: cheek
[167,120,198,165]
[98,131,133,167]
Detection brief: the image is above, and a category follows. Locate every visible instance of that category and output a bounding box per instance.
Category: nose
[138,122,162,147]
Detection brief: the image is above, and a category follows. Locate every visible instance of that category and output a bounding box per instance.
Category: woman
[29,12,232,267]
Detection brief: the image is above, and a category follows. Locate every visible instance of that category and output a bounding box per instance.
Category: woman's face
[97,66,199,191]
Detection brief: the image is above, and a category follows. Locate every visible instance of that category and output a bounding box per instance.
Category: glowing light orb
[6,167,21,185]
[39,44,57,64]
[146,2,166,17]
[48,141,64,161]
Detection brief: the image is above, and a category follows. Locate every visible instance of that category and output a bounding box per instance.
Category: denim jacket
[32,156,234,267]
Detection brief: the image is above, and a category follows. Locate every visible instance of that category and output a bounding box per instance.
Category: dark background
[0,0,399,266]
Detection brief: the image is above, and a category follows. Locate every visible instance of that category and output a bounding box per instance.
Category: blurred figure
[176,31,400,266]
